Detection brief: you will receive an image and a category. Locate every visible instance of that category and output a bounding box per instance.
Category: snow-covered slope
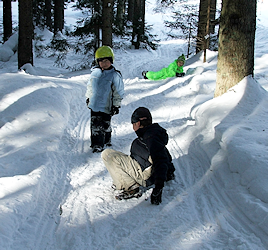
[1,0,268,249]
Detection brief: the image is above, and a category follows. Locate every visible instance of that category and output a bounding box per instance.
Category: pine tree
[165,2,199,56]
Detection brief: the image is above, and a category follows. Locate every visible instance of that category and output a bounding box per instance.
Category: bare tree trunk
[209,0,217,34]
[18,0,33,69]
[196,0,208,54]
[215,0,256,97]
[203,0,211,62]
[116,0,126,32]
[102,0,114,46]
[54,0,64,34]
[45,0,52,31]
[132,0,145,49]
[3,0,12,41]
[127,0,134,22]
[93,1,101,50]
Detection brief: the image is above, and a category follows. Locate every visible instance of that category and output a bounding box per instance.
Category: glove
[166,170,175,182]
[111,106,120,115]
[151,180,164,205]
[176,72,185,77]
[86,98,89,105]
[151,187,163,205]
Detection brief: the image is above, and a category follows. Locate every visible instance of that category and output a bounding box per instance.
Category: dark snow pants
[90,111,112,148]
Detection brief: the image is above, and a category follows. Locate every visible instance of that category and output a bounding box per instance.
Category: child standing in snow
[85,46,124,153]
[142,54,186,80]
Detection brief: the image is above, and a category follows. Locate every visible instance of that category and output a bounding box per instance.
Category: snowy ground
[1,1,268,249]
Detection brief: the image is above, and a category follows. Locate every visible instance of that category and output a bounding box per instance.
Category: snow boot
[142,71,148,79]
[115,183,142,200]
[92,145,103,153]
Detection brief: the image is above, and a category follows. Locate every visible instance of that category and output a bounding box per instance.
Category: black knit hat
[131,107,152,124]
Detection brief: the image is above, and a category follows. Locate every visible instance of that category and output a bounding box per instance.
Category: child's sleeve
[112,73,124,106]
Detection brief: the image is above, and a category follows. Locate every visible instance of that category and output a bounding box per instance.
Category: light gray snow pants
[101,148,152,190]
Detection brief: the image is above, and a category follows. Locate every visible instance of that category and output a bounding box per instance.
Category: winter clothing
[85,66,124,115]
[131,107,152,124]
[115,183,141,200]
[101,149,152,190]
[85,62,124,151]
[144,54,185,80]
[177,54,186,63]
[95,45,114,63]
[145,59,184,80]
[101,119,175,204]
[111,105,120,115]
[132,123,175,186]
[176,72,185,77]
[151,187,163,205]
[90,110,112,149]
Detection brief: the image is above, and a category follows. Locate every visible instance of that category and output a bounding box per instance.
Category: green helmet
[95,45,114,63]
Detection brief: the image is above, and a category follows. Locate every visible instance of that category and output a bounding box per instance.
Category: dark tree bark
[102,0,114,46]
[116,0,126,32]
[196,0,209,54]
[54,0,64,34]
[131,0,145,49]
[3,0,12,41]
[215,0,256,97]
[93,1,101,50]
[45,0,53,31]
[127,0,134,22]
[209,0,217,34]
[18,0,33,69]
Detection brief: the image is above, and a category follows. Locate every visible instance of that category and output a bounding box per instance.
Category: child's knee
[101,148,115,160]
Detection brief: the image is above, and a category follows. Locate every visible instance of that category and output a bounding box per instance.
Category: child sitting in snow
[142,54,186,80]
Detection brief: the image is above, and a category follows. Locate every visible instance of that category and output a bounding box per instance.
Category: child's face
[99,58,112,70]
[177,60,184,67]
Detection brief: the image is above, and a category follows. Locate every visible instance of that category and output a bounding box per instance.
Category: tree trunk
[209,0,217,34]
[18,0,33,69]
[3,0,12,41]
[45,0,52,31]
[132,0,145,49]
[116,0,126,32]
[54,0,64,34]
[102,0,114,46]
[203,0,211,62]
[196,0,209,54]
[93,1,101,51]
[214,0,256,97]
[127,0,134,22]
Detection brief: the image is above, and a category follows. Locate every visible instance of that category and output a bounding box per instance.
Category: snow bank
[192,75,268,234]
[0,33,18,62]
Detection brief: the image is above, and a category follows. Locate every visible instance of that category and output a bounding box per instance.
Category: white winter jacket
[85,66,124,114]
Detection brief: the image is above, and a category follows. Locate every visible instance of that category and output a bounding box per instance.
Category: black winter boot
[142,71,148,79]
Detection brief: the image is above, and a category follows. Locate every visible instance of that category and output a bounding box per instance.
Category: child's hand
[111,106,120,115]
[176,72,185,77]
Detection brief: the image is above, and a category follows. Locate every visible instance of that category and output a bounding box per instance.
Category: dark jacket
[130,123,175,186]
